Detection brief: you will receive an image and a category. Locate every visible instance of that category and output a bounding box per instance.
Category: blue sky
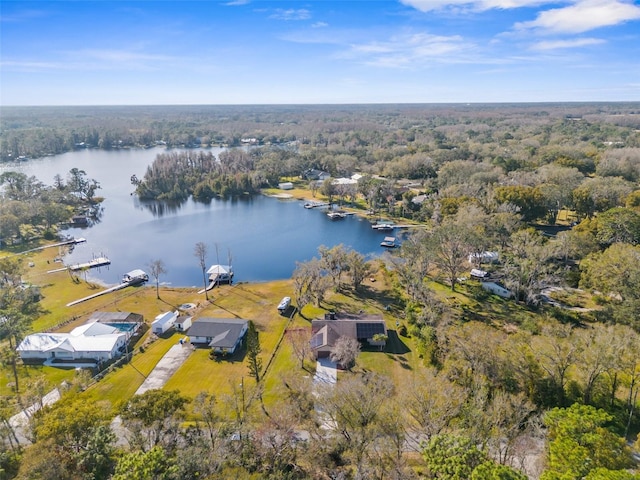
[1,0,639,105]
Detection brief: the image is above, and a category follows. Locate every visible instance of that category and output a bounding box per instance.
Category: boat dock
[304,201,330,209]
[372,222,395,231]
[5,237,86,258]
[198,265,234,293]
[380,236,397,248]
[66,269,148,306]
[47,256,111,274]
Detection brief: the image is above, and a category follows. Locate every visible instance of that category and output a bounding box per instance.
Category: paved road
[9,388,61,444]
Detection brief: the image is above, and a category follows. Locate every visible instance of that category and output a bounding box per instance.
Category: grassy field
[2,237,542,416]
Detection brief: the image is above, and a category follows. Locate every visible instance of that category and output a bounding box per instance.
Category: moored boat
[327,211,346,220]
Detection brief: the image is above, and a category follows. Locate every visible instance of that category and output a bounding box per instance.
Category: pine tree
[246,321,262,382]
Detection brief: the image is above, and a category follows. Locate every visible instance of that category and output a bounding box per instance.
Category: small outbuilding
[278,182,294,190]
[151,311,178,334]
[174,316,192,332]
[468,251,499,265]
[470,268,489,279]
[482,282,513,299]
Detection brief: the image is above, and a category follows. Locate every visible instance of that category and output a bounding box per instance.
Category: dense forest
[2,103,640,479]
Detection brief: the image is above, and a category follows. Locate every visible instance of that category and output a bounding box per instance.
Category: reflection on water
[136,198,185,217]
[1,147,392,286]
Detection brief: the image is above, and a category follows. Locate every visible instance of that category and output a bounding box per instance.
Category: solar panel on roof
[356,323,385,339]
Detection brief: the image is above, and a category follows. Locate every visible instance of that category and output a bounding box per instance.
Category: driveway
[313,357,337,385]
[135,343,194,395]
[9,388,61,444]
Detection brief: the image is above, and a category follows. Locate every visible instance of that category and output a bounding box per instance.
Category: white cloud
[530,37,606,50]
[269,9,311,21]
[312,21,329,28]
[343,32,474,68]
[400,0,553,12]
[516,0,640,34]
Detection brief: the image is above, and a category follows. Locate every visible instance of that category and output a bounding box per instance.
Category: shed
[468,251,499,265]
[175,316,192,332]
[151,311,178,334]
[470,268,489,279]
[278,182,294,190]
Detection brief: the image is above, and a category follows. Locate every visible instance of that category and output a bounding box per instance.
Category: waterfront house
[16,311,142,366]
[302,169,330,181]
[187,318,249,354]
[310,312,387,359]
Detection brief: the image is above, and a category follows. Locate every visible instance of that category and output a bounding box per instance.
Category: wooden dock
[5,237,86,257]
[66,278,146,307]
[47,256,110,274]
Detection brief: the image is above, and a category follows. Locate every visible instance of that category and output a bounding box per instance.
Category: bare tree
[317,373,394,477]
[287,328,312,371]
[194,241,209,301]
[148,259,167,299]
[330,336,361,371]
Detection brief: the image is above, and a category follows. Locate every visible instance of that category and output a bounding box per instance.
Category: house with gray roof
[188,318,249,354]
[310,312,387,359]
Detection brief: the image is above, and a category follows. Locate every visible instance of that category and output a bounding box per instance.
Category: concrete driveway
[135,343,193,395]
[313,357,337,385]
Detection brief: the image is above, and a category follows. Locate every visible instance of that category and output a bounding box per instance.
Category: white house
[17,321,130,364]
[151,311,178,335]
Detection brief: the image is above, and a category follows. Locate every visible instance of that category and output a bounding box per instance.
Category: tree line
[0,169,101,243]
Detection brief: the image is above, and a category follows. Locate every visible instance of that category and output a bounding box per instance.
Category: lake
[1,147,396,286]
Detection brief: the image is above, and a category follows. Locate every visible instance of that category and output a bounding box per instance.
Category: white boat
[327,211,346,220]
[123,269,149,284]
[372,221,395,231]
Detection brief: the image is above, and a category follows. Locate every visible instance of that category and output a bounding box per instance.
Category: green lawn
[81,331,184,409]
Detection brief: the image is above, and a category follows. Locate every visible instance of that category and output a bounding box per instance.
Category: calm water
[2,148,395,286]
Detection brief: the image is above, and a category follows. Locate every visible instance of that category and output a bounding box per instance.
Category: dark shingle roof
[188,318,248,349]
[310,312,387,350]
